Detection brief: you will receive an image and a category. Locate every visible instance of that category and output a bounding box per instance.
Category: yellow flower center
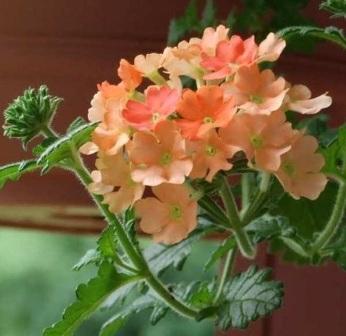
[250,94,264,104]
[250,134,263,149]
[152,112,161,123]
[169,204,183,220]
[203,116,214,124]
[282,160,296,176]
[205,144,217,156]
[160,152,172,166]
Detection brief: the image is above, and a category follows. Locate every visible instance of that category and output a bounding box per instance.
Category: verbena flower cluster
[81,25,332,245]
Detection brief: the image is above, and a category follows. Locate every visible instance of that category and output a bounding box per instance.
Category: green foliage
[322,125,346,182]
[3,85,62,147]
[278,25,346,50]
[37,122,97,171]
[0,160,41,189]
[73,249,100,271]
[217,266,283,330]
[43,262,137,336]
[204,237,235,271]
[328,226,346,270]
[320,0,346,18]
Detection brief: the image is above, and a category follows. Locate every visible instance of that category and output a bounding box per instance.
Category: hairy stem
[69,149,200,319]
[213,248,237,304]
[220,176,256,259]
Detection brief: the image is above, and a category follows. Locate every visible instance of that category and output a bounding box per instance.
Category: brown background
[0,1,345,335]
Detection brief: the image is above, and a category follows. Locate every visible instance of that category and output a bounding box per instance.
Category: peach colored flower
[134,53,163,76]
[257,33,286,62]
[188,130,237,181]
[127,120,192,186]
[274,132,327,200]
[89,152,144,214]
[123,86,180,131]
[117,59,142,91]
[176,86,235,139]
[219,110,294,171]
[223,65,287,115]
[198,25,230,56]
[135,183,197,244]
[285,84,332,114]
[201,35,258,80]
[80,81,130,155]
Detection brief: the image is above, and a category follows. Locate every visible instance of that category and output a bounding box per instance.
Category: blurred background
[0,1,345,335]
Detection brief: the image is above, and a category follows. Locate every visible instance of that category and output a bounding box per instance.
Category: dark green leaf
[204,237,236,271]
[44,262,137,336]
[201,0,216,28]
[0,160,40,189]
[217,266,283,330]
[320,0,346,18]
[37,122,97,168]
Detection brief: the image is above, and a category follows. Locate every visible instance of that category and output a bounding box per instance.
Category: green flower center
[282,160,296,176]
[160,152,172,166]
[169,204,183,220]
[205,144,217,156]
[250,134,263,149]
[203,116,214,124]
[250,94,264,104]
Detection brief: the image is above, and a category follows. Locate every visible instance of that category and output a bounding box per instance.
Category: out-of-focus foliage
[320,0,346,18]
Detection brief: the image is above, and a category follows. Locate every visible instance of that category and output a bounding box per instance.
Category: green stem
[69,149,199,320]
[241,172,271,226]
[241,173,252,211]
[312,181,346,253]
[41,125,58,138]
[220,176,256,259]
[213,248,237,304]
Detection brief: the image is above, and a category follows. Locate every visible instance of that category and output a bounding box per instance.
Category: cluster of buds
[81,25,332,244]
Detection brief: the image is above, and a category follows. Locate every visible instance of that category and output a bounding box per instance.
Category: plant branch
[219,176,256,259]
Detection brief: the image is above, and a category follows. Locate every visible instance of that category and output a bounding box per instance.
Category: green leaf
[43,262,137,336]
[67,117,88,133]
[246,214,295,244]
[204,237,236,271]
[144,225,210,275]
[100,294,165,336]
[0,160,40,189]
[73,249,100,271]
[37,122,97,169]
[201,0,216,28]
[320,0,346,18]
[278,26,346,50]
[217,266,283,330]
[328,225,346,270]
[97,225,117,259]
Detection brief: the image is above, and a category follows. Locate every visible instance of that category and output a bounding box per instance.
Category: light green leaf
[73,249,100,271]
[217,266,283,330]
[278,26,346,49]
[43,262,137,336]
[204,237,236,271]
[0,160,40,189]
[97,225,117,259]
[37,122,97,169]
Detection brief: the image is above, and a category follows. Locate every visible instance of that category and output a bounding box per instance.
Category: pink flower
[89,152,144,214]
[127,121,193,186]
[176,86,235,139]
[257,33,286,62]
[223,65,287,115]
[188,130,237,181]
[135,183,197,244]
[274,132,327,200]
[219,110,294,171]
[123,86,180,131]
[201,35,258,80]
[285,84,332,114]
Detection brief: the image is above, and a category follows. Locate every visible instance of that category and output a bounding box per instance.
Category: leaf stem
[213,248,237,304]
[41,125,58,138]
[219,176,256,259]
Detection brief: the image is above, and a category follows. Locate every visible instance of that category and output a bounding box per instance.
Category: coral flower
[123,86,180,131]
[223,65,287,115]
[135,183,197,244]
[176,86,235,139]
[219,110,294,171]
[117,59,142,91]
[188,130,237,181]
[134,53,163,77]
[80,81,130,155]
[89,152,144,214]
[197,25,230,56]
[257,32,286,62]
[285,84,332,115]
[127,120,193,186]
[201,35,258,80]
[274,132,327,200]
